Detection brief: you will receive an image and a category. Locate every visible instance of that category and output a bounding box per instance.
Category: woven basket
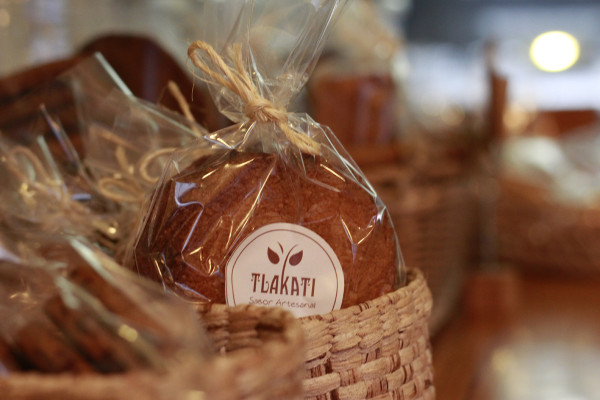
[301,269,435,400]
[0,370,184,400]
[497,177,600,275]
[363,162,471,335]
[0,304,306,400]
[196,303,306,400]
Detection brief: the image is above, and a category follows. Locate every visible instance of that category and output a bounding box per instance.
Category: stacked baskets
[361,149,472,335]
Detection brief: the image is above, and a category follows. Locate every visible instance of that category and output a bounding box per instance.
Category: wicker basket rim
[299,268,429,322]
[299,268,434,399]
[1,304,306,396]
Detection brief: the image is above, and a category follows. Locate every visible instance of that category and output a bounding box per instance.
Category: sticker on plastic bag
[225,223,344,317]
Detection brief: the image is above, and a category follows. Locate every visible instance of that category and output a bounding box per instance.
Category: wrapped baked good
[0,133,120,251]
[77,83,208,257]
[0,230,212,375]
[0,54,207,256]
[127,0,405,317]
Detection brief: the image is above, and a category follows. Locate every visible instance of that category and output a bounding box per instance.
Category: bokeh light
[530,31,580,72]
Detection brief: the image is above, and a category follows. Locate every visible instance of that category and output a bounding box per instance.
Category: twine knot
[89,124,176,204]
[188,40,320,154]
[244,97,287,124]
[3,145,119,245]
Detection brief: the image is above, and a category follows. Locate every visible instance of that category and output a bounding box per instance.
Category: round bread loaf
[132,151,399,308]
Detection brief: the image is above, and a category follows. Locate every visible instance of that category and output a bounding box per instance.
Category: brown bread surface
[133,151,399,307]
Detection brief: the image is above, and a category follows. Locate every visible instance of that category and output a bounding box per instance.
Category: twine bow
[94,81,202,204]
[188,41,320,154]
[89,124,175,204]
[3,146,119,243]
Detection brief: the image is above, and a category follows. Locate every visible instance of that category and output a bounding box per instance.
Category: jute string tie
[187,41,320,154]
[4,146,118,241]
[87,125,177,204]
[96,80,202,203]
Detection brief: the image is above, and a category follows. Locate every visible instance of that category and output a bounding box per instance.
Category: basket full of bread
[124,1,435,399]
[0,231,305,400]
[0,53,306,399]
[1,1,436,399]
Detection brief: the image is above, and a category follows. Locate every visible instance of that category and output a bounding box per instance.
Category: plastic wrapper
[65,54,208,253]
[0,54,207,255]
[307,0,405,149]
[0,133,120,251]
[0,229,212,376]
[0,53,216,376]
[0,53,131,149]
[79,87,207,215]
[128,0,404,318]
[76,84,208,258]
[0,55,133,252]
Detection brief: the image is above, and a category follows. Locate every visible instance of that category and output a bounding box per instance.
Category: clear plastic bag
[79,88,206,210]
[0,54,207,256]
[0,132,120,251]
[128,0,404,318]
[67,55,209,256]
[0,229,212,375]
[76,85,208,259]
[0,54,133,252]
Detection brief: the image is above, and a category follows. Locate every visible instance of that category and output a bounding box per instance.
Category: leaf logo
[267,247,280,264]
[289,250,303,266]
[266,243,303,280]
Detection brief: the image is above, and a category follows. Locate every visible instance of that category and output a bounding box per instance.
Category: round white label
[225,223,344,317]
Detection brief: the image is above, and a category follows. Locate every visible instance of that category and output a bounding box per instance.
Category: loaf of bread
[12,320,94,374]
[0,255,211,375]
[132,150,399,308]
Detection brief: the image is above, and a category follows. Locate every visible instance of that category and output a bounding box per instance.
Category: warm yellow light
[530,31,580,72]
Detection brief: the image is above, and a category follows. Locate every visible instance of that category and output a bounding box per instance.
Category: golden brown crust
[134,151,398,307]
[12,320,94,374]
[0,335,22,374]
[43,295,145,373]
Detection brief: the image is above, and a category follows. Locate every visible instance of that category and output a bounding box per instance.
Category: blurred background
[2,1,600,399]
[2,0,598,129]
[408,0,600,106]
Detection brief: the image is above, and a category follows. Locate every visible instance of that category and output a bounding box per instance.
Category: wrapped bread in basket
[0,55,306,399]
[0,231,210,398]
[125,1,435,398]
[0,230,306,400]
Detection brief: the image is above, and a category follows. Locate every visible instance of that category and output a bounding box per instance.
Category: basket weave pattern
[365,165,471,334]
[1,48,434,400]
[1,304,306,400]
[0,370,178,400]
[300,269,435,400]
[196,304,306,400]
